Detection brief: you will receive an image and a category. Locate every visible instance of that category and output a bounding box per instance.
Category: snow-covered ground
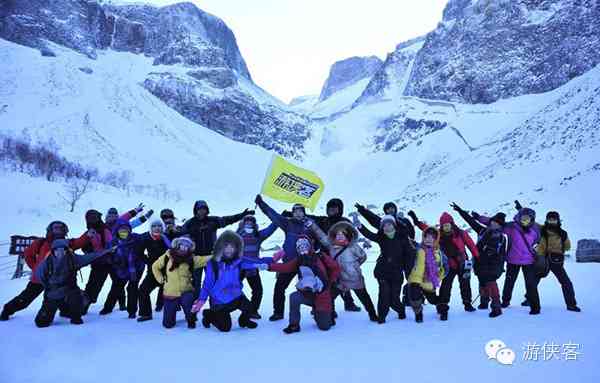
[0,256,597,383]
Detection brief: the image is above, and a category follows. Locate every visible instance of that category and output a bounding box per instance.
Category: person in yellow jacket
[536,211,580,312]
[407,227,446,323]
[152,237,212,328]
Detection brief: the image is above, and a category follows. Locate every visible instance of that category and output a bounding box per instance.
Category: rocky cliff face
[318,56,382,102]
[353,37,425,106]
[0,0,309,157]
[403,0,600,104]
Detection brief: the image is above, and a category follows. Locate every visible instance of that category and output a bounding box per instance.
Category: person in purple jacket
[191,230,274,332]
[237,215,278,319]
[474,205,542,314]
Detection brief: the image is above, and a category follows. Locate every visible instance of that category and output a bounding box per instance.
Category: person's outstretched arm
[451,203,485,234]
[355,203,381,229]
[255,195,288,231]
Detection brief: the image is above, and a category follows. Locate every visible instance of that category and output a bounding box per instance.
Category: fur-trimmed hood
[328,221,359,245]
[213,230,245,262]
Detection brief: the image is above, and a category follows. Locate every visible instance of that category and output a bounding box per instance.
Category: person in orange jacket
[408,211,479,320]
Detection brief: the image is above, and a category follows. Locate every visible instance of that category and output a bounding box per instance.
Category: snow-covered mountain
[318,56,382,102]
[0,0,309,157]
[403,0,600,103]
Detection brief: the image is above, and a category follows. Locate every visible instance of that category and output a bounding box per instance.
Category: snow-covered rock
[404,0,600,103]
[0,0,310,157]
[319,56,382,102]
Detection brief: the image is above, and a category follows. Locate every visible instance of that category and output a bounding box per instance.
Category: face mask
[293,210,305,220]
[244,227,254,234]
[118,229,130,240]
[546,219,559,226]
[520,216,532,227]
[442,223,452,234]
[335,231,349,245]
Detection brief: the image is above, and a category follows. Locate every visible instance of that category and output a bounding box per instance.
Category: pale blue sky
[115,0,448,102]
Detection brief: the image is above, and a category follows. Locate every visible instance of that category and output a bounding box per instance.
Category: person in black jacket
[160,208,185,241]
[137,220,172,322]
[355,214,416,324]
[182,200,253,297]
[451,203,508,318]
[355,201,415,240]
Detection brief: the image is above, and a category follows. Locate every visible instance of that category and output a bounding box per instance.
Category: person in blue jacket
[254,194,313,321]
[236,215,278,319]
[35,239,114,327]
[192,230,272,332]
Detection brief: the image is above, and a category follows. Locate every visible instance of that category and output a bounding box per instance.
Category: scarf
[169,250,194,272]
[424,246,440,289]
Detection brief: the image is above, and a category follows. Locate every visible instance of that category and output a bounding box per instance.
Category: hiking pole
[471,293,480,306]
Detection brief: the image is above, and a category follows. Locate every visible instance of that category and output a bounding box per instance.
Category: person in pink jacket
[474,206,542,314]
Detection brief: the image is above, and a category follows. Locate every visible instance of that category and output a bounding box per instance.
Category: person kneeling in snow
[35,239,114,327]
[152,237,212,329]
[407,227,446,323]
[264,236,341,334]
[192,231,274,332]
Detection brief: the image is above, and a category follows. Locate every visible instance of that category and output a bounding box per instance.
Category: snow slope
[0,253,597,383]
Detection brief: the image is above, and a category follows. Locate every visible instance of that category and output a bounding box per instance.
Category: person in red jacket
[265,235,341,334]
[408,211,479,319]
[1,221,90,321]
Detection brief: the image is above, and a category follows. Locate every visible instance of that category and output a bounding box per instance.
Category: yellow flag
[260,155,325,211]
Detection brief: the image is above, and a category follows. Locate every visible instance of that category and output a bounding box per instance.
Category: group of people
[0,195,581,334]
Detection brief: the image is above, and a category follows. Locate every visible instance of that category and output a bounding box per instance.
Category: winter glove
[254,194,263,205]
[272,249,285,263]
[354,203,364,210]
[135,203,145,213]
[462,259,472,279]
[139,209,154,223]
[408,210,418,221]
[191,299,206,314]
[243,208,255,216]
[450,202,463,213]
[471,211,481,220]
[351,214,362,229]
[514,200,522,211]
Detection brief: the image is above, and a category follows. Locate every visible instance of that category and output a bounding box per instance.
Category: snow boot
[368,311,379,322]
[201,312,211,329]
[501,301,510,308]
[283,324,300,334]
[489,307,502,318]
[269,313,284,322]
[137,315,152,322]
[567,305,581,312]
[0,307,10,321]
[99,308,112,315]
[521,299,530,307]
[239,315,258,329]
[415,312,423,323]
[440,312,448,321]
[128,312,136,319]
[464,303,476,312]
[187,316,196,329]
[70,317,84,325]
[249,312,261,320]
[119,304,127,311]
[344,302,361,312]
[529,308,541,315]
[377,317,386,324]
[398,305,406,320]
[478,300,489,310]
